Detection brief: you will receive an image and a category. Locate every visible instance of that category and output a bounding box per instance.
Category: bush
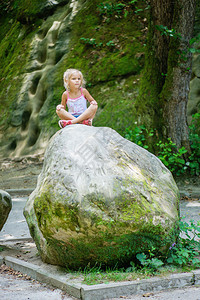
[124,113,200,176]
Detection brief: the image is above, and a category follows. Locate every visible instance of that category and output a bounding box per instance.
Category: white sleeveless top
[66,89,87,115]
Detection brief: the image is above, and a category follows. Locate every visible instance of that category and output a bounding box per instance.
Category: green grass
[67,264,195,285]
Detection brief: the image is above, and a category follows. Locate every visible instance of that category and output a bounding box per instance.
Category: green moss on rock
[31,184,179,270]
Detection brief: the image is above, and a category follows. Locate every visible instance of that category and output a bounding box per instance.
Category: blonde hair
[63,69,85,90]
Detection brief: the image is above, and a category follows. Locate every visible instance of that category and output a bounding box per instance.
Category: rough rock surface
[0,190,12,231]
[0,0,81,157]
[24,125,180,269]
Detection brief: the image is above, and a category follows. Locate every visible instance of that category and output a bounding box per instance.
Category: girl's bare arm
[56,91,67,110]
[82,88,98,105]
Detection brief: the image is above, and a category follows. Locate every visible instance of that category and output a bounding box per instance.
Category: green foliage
[125,261,137,273]
[155,25,182,39]
[106,40,115,47]
[128,219,200,275]
[167,219,200,267]
[156,25,200,56]
[97,2,126,17]
[156,139,187,175]
[125,124,154,149]
[125,113,200,176]
[0,0,13,15]
[0,0,47,21]
[187,113,200,175]
[97,1,148,21]
[189,34,200,54]
[80,37,103,48]
[136,249,164,274]
[80,37,116,49]
[156,114,200,175]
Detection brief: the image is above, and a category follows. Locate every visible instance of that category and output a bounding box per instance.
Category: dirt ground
[0,154,44,191]
[0,239,43,267]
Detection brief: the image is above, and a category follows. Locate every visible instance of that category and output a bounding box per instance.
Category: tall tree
[135,0,196,152]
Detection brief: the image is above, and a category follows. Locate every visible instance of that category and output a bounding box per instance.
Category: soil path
[0,155,43,191]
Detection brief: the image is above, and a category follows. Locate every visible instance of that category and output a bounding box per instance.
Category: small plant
[97,1,147,21]
[187,113,200,175]
[136,248,164,274]
[83,263,102,275]
[125,261,137,273]
[125,124,154,149]
[106,40,115,47]
[167,219,200,268]
[189,34,200,54]
[134,8,144,14]
[155,25,182,39]
[97,2,126,17]
[80,37,103,48]
[129,0,138,4]
[156,138,188,175]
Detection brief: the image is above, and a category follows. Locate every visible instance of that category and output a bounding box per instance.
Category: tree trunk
[161,0,196,151]
[136,0,196,152]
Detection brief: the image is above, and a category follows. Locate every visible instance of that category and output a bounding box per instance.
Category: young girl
[56,69,98,128]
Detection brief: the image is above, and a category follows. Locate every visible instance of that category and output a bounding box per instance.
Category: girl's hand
[56,104,64,111]
[90,100,98,106]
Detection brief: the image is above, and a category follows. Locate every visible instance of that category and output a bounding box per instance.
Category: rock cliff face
[1,0,81,157]
[24,125,180,269]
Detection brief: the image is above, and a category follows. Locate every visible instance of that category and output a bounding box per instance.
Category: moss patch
[40,222,179,270]
[31,184,179,270]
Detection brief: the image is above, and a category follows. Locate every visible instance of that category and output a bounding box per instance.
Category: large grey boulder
[24,125,180,269]
[0,190,12,231]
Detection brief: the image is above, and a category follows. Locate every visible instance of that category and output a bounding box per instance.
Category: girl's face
[68,72,81,90]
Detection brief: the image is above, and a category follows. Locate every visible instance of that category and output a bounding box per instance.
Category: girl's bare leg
[56,109,76,120]
[71,104,98,124]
